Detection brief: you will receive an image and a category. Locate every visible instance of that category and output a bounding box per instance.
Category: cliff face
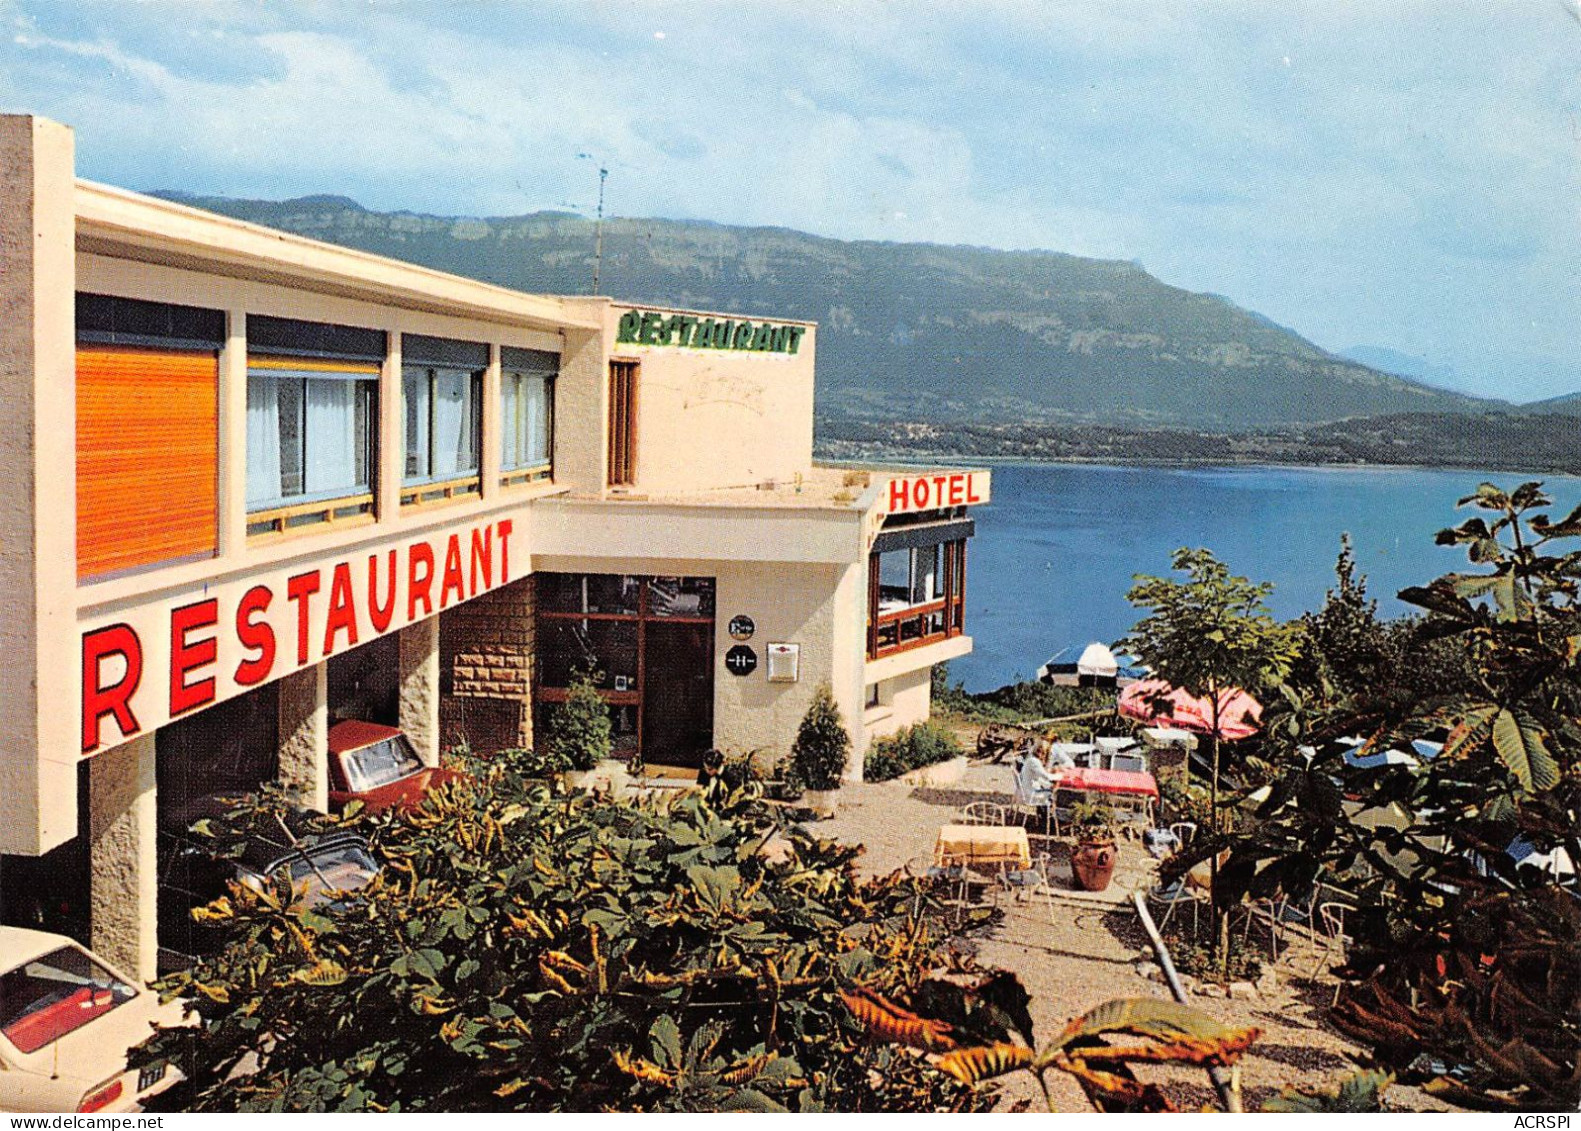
[157,192,1501,428]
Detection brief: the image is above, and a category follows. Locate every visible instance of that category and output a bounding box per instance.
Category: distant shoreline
[814,411,1581,479]
[816,449,1581,480]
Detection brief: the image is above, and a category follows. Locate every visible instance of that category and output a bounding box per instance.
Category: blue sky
[4,0,1578,401]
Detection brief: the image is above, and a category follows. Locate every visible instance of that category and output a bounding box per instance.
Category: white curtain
[431,370,475,477]
[523,374,549,465]
[304,380,357,495]
[246,377,282,506]
[404,369,429,480]
[912,546,939,604]
[502,374,521,468]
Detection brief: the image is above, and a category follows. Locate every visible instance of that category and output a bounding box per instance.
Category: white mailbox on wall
[766,642,800,682]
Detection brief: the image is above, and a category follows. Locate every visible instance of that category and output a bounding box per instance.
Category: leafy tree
[549,670,614,771]
[1118,549,1297,967]
[792,685,851,791]
[136,767,989,1112]
[1290,536,1475,714]
[1204,482,1581,1110]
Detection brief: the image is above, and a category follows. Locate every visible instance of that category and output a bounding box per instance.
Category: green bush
[135,767,989,1112]
[863,722,963,782]
[792,685,850,791]
[930,664,1111,727]
[548,671,614,771]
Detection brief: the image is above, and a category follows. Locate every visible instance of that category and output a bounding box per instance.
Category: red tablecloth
[1050,767,1159,800]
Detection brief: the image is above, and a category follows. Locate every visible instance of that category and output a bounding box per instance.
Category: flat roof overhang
[74,180,599,334]
[528,497,866,566]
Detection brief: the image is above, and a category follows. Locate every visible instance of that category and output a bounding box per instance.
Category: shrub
[792,685,850,791]
[135,771,989,1112]
[548,671,614,771]
[497,745,570,781]
[863,722,963,783]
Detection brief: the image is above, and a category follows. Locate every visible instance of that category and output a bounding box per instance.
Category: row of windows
[78,295,556,539]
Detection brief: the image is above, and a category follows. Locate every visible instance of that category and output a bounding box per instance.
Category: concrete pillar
[217,308,247,556]
[400,617,442,767]
[0,115,79,853]
[278,664,329,812]
[379,331,402,519]
[88,733,157,982]
[480,342,501,500]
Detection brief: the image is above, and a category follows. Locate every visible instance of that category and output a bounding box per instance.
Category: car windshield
[0,946,136,1053]
[341,737,424,793]
[275,842,380,907]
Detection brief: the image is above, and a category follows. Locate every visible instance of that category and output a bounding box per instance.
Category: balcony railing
[870,597,964,658]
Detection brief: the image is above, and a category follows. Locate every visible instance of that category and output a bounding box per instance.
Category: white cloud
[1,0,1576,398]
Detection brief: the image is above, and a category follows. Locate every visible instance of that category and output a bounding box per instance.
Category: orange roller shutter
[77,345,219,581]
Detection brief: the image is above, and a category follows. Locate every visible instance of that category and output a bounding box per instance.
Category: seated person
[1017,751,1054,793]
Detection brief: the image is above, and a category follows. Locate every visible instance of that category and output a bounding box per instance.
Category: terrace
[811,754,1453,1112]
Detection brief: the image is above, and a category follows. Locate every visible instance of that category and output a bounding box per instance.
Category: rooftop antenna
[576,153,609,295]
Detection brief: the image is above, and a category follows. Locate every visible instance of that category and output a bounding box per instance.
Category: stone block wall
[440,575,535,753]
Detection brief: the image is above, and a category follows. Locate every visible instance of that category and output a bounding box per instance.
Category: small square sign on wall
[766,643,800,682]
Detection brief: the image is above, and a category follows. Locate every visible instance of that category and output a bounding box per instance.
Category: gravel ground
[814,762,1452,1113]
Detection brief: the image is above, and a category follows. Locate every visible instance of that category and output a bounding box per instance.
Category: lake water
[951,463,1581,692]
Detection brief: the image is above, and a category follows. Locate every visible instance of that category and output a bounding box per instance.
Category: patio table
[1048,767,1160,828]
[933,824,1033,871]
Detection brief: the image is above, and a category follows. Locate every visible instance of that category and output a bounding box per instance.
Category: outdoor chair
[1304,901,1354,1004]
[1169,821,1198,849]
[961,801,1009,826]
[903,854,972,915]
[996,852,1055,924]
[1236,896,1292,964]
[1146,877,1201,935]
[1110,751,1149,773]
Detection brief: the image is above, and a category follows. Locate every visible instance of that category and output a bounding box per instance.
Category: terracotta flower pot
[1072,836,1118,892]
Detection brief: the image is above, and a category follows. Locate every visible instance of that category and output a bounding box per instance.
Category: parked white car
[0,926,187,1112]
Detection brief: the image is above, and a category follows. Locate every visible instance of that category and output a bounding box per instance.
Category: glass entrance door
[535,573,715,768]
[643,621,714,767]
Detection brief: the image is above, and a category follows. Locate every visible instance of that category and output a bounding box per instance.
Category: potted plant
[1070,799,1119,892]
[792,685,850,818]
[549,671,625,796]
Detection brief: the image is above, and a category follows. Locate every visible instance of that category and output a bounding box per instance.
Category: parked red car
[327,721,464,814]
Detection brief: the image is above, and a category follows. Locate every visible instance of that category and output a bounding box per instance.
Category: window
[0,946,135,1053]
[246,358,378,534]
[608,360,639,487]
[501,346,556,485]
[867,527,970,660]
[876,544,941,609]
[244,316,384,537]
[76,294,223,580]
[402,334,486,505]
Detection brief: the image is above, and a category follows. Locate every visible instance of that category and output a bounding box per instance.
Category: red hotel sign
[80,518,515,755]
[883,470,989,515]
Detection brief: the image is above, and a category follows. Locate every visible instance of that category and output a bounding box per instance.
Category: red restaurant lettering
[286,570,321,666]
[497,519,513,583]
[81,624,143,753]
[439,533,465,609]
[368,550,396,633]
[323,562,359,656]
[169,599,219,716]
[408,542,435,619]
[470,526,492,595]
[234,585,276,686]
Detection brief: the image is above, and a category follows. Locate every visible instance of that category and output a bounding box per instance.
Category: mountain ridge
[151,190,1507,429]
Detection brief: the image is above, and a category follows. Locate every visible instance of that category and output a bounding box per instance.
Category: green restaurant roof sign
[616,308,806,354]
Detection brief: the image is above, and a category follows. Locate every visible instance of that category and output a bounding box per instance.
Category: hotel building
[0,115,990,980]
